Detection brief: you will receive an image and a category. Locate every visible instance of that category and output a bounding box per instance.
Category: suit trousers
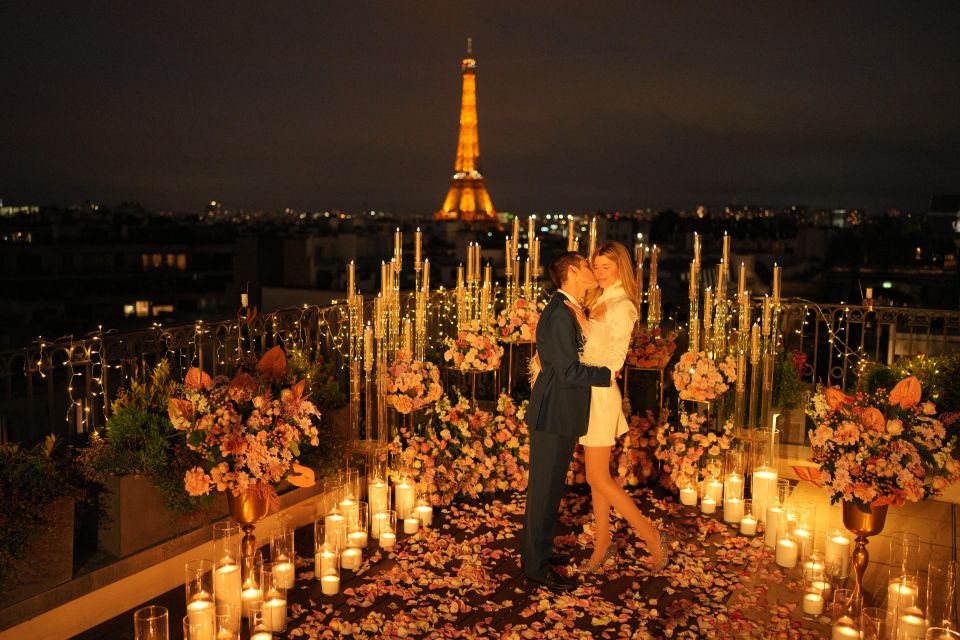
[520,428,578,579]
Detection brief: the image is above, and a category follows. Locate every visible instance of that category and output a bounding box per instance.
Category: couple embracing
[520,242,673,592]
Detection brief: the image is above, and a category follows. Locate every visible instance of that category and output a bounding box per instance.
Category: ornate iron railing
[1,294,958,445]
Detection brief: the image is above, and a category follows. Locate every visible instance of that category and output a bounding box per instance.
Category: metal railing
[2,293,958,445]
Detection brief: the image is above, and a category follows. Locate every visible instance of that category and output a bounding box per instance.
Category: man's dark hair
[549,252,586,288]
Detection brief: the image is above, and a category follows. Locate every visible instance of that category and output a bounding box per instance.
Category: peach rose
[888,376,922,408]
[824,387,853,411]
[860,407,886,432]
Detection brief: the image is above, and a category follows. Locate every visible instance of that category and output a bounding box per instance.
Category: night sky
[2,2,959,214]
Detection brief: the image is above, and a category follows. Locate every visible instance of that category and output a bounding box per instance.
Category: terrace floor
[67,482,954,640]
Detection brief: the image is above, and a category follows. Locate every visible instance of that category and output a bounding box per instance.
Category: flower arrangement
[568,398,658,487]
[384,351,443,414]
[807,376,960,507]
[625,327,678,369]
[655,410,732,490]
[168,346,320,502]
[494,298,542,344]
[443,319,504,373]
[389,393,529,505]
[672,351,738,402]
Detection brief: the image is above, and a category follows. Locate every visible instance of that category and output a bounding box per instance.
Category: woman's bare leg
[587,475,613,566]
[585,444,663,566]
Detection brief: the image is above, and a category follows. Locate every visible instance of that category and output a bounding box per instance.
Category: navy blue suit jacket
[524,292,612,438]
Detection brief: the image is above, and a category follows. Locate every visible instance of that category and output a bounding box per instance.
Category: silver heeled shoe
[578,542,619,574]
[650,530,675,572]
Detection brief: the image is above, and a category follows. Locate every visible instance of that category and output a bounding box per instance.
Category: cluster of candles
[313,467,433,600]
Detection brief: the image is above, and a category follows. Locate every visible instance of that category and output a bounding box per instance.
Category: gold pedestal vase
[227,489,270,580]
[842,500,889,615]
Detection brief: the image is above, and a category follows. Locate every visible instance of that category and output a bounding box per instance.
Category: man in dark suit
[521,251,613,592]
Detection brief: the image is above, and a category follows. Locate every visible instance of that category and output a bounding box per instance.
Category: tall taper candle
[348,260,355,301]
[528,215,536,242]
[751,323,760,362]
[380,261,388,298]
[772,263,781,307]
[511,217,519,256]
[403,318,412,355]
[703,287,713,334]
[394,228,402,265]
[567,219,575,251]
[414,228,422,266]
[689,261,697,300]
[465,243,474,283]
[762,296,772,337]
[364,324,373,372]
[738,262,746,299]
[587,217,597,258]
[693,233,701,270]
[650,245,659,290]
[722,232,730,267]
[717,260,727,300]
[375,295,384,340]
[505,237,513,275]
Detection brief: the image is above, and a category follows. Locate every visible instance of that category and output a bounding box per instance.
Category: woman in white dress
[564,241,670,573]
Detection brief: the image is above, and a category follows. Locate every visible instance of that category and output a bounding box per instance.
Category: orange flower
[824,387,853,411]
[228,372,258,401]
[184,367,212,390]
[287,462,315,488]
[888,376,922,408]
[860,407,886,432]
[257,345,287,377]
[168,398,195,423]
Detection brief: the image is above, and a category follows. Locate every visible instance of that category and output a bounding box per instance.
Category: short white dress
[578,281,637,448]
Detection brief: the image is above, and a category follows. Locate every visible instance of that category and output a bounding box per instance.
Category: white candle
[371,512,390,539]
[740,516,758,536]
[804,559,825,574]
[321,574,340,596]
[775,539,798,568]
[897,612,927,639]
[705,481,723,503]
[272,562,294,590]
[700,497,717,514]
[251,632,273,640]
[825,534,851,578]
[831,622,860,640]
[340,547,361,571]
[368,481,389,516]
[811,580,832,600]
[403,517,420,534]
[213,563,242,611]
[795,528,813,559]
[263,596,286,632]
[241,587,262,618]
[723,498,744,524]
[186,599,215,640]
[395,481,415,519]
[887,580,919,634]
[802,592,824,616]
[679,487,697,506]
[751,468,778,522]
[764,505,782,548]
[415,504,433,527]
[380,531,396,549]
[349,530,368,549]
[339,498,359,526]
[315,549,337,576]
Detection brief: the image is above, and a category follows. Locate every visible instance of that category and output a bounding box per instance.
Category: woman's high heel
[578,542,619,574]
[649,530,675,572]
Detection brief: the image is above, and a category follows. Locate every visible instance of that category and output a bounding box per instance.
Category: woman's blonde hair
[583,241,640,313]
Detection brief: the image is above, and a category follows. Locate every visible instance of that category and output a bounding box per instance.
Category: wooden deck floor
[73,485,839,639]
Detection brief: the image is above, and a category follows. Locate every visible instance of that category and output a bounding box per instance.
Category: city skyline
[2,3,959,214]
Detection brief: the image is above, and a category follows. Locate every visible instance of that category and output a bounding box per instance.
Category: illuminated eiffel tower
[435,38,496,222]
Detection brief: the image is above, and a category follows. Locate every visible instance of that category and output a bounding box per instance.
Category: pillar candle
[825,533,851,578]
[251,632,273,640]
[272,562,295,590]
[802,592,824,616]
[414,227,422,266]
[764,505,782,547]
[740,516,758,536]
[886,580,919,633]
[340,547,361,570]
[380,531,396,549]
[315,549,337,576]
[403,517,420,534]
[832,621,860,640]
[775,538,798,568]
[415,504,434,527]
[241,586,262,618]
[897,611,927,639]
[349,530,368,549]
[263,596,287,632]
[370,512,390,539]
[723,497,744,524]
[213,562,242,612]
[751,467,778,522]
[395,481,415,519]
[186,599,216,640]
[321,574,340,596]
[679,487,697,506]
[567,219,576,251]
[700,496,717,514]
[325,513,346,548]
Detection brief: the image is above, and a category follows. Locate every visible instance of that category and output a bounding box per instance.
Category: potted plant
[77,361,221,558]
[772,349,810,444]
[0,435,86,601]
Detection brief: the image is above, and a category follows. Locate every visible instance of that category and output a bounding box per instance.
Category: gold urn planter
[842,500,889,612]
[227,489,270,573]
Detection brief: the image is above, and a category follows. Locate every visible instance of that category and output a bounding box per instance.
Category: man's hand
[591,302,608,322]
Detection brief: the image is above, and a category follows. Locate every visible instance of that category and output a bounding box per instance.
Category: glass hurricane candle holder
[215,603,240,639]
[347,502,369,550]
[926,561,957,630]
[320,556,341,596]
[321,478,343,516]
[750,428,780,523]
[240,551,263,620]
[414,489,434,527]
[134,605,169,640]
[270,528,296,590]
[764,479,791,548]
[185,559,215,638]
[325,507,347,549]
[825,526,853,580]
[377,510,397,549]
[860,606,885,640]
[213,556,242,622]
[213,522,241,566]
[739,499,758,536]
[803,531,827,574]
[890,532,922,575]
[802,567,828,618]
[367,476,391,519]
[260,563,287,633]
[339,467,360,501]
[896,606,929,640]
[775,509,799,569]
[925,628,960,639]
[677,474,698,507]
[723,473,745,524]
[247,603,272,640]
[394,475,416,520]
[887,573,922,636]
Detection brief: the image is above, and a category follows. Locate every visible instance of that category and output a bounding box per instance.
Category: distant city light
[882,282,893,289]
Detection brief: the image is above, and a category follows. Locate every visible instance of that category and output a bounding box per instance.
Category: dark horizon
[2,2,959,215]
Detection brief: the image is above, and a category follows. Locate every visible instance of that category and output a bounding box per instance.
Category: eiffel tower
[435,38,496,222]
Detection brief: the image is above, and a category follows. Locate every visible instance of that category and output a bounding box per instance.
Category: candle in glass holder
[263,596,286,632]
[740,515,758,536]
[368,480,389,517]
[831,621,860,640]
[700,496,717,514]
[705,480,723,502]
[213,562,242,616]
[723,497,744,524]
[802,592,824,616]
[679,486,697,506]
[271,562,294,590]
[897,608,927,639]
[241,585,262,618]
[775,538,798,568]
[403,517,420,534]
[415,504,433,527]
[395,480,415,519]
[764,504,783,547]
[825,532,851,579]
[315,547,337,576]
[380,531,397,549]
[348,530,368,549]
[887,579,919,634]
[321,573,340,596]
[371,512,390,539]
[186,599,216,640]
[340,547,361,571]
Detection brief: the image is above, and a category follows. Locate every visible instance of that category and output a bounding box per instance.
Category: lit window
[176,254,187,270]
[142,254,149,269]
[151,254,162,268]
[123,304,135,317]
[135,300,150,317]
[166,253,175,267]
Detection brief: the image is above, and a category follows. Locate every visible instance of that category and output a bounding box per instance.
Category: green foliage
[288,350,347,480]
[773,350,807,409]
[0,436,86,586]
[77,361,212,516]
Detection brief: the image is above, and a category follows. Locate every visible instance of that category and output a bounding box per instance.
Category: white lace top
[580,281,638,373]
